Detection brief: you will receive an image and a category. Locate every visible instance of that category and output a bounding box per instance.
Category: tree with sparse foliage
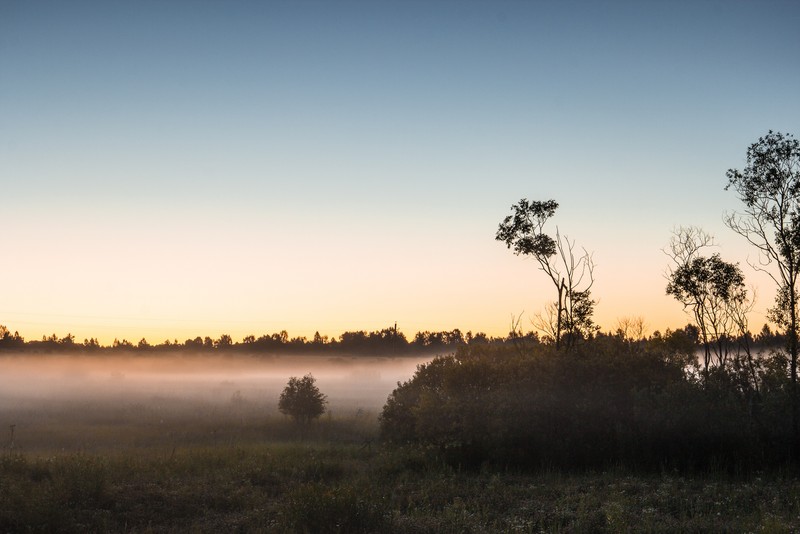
[496,198,596,350]
[278,374,327,424]
[725,131,800,454]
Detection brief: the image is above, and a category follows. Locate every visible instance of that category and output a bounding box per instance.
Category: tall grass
[4,439,800,532]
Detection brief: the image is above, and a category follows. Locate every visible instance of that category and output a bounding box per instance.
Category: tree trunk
[555,281,564,350]
[790,284,799,460]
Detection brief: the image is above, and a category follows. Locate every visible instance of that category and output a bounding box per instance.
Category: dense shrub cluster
[380,332,793,472]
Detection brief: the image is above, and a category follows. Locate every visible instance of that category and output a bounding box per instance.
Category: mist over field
[0,353,428,405]
[0,353,432,453]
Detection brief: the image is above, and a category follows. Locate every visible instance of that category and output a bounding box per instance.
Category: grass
[3,441,800,532]
[2,382,800,532]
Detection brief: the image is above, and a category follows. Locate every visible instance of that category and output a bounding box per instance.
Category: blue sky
[2,1,799,343]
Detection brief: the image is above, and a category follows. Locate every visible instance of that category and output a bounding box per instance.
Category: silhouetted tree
[725,131,800,453]
[113,338,133,350]
[665,227,751,382]
[184,336,203,349]
[0,326,23,350]
[496,198,596,350]
[278,374,327,425]
[615,316,648,343]
[312,331,326,345]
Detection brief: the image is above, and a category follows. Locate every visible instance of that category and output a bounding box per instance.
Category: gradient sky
[2,1,800,345]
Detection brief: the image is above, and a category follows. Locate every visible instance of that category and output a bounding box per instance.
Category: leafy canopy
[666,254,745,306]
[278,374,327,424]
[495,199,558,258]
[725,131,800,271]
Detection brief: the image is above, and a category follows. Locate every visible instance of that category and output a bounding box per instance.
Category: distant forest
[0,324,503,355]
[0,321,785,357]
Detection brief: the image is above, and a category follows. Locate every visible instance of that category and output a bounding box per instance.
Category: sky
[2,1,800,345]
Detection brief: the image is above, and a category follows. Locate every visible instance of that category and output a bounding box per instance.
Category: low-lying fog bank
[0,353,436,452]
[0,353,432,409]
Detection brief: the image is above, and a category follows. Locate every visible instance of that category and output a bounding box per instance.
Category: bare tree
[725,130,800,452]
[496,199,596,350]
[532,301,560,345]
[728,286,760,399]
[665,226,715,266]
[615,316,648,341]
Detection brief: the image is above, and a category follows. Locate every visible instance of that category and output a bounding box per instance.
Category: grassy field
[3,414,800,533]
[2,354,800,532]
[3,440,800,533]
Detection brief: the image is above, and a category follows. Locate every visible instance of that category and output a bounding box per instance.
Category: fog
[0,353,434,452]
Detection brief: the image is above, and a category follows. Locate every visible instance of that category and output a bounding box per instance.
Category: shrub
[380,336,788,472]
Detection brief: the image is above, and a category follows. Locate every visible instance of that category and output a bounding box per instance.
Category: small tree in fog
[278,374,327,424]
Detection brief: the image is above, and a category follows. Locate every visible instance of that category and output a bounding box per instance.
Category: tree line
[0,321,787,357]
[0,324,519,356]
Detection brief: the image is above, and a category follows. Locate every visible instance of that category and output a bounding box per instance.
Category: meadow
[4,424,800,532]
[2,351,800,532]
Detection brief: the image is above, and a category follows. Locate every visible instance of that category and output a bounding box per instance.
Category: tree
[725,130,800,452]
[0,326,24,350]
[665,227,752,382]
[216,334,233,348]
[496,198,596,350]
[615,316,648,343]
[278,374,327,424]
[312,331,326,345]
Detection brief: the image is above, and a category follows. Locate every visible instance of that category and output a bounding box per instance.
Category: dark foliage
[380,334,793,472]
[0,324,503,356]
[726,131,800,454]
[279,374,327,425]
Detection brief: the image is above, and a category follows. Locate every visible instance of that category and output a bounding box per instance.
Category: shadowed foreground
[3,442,800,533]
[3,392,799,532]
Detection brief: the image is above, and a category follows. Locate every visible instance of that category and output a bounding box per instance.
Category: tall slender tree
[725,131,800,454]
[496,199,596,350]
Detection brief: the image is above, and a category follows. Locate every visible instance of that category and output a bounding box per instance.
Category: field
[5,438,800,532]
[2,354,800,532]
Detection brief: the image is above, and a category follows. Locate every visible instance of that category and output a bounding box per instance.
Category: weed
[280,482,390,533]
